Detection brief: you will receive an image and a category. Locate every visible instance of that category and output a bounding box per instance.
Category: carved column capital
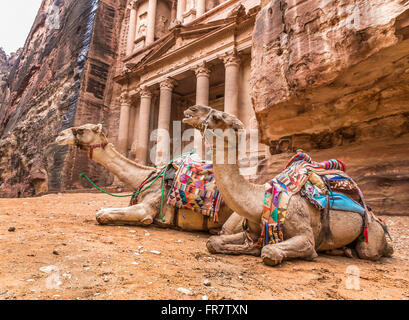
[120,91,131,104]
[127,0,138,10]
[139,85,152,98]
[221,51,241,67]
[160,78,178,91]
[194,62,211,78]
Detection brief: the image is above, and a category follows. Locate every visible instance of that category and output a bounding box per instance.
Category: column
[170,0,177,23]
[176,0,186,22]
[222,51,241,117]
[194,63,210,158]
[196,0,206,17]
[126,1,138,55]
[136,86,152,164]
[118,91,131,155]
[146,0,158,45]
[156,78,177,164]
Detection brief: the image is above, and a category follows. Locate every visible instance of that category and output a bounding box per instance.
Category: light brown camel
[183,105,393,266]
[55,124,244,234]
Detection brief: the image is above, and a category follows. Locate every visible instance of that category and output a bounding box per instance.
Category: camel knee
[96,208,112,225]
[355,221,393,261]
[206,236,221,254]
[261,245,285,266]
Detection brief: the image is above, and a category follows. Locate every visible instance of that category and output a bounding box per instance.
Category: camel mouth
[55,135,73,145]
[182,111,197,125]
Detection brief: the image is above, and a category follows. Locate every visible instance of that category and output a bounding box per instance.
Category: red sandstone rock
[251,0,409,215]
[0,0,127,197]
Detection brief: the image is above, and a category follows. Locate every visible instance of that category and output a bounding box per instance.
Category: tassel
[363,227,369,243]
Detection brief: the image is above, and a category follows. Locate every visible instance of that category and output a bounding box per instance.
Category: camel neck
[211,142,264,225]
[90,143,155,190]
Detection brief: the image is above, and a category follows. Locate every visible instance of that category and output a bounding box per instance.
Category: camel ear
[92,124,103,133]
[232,120,243,130]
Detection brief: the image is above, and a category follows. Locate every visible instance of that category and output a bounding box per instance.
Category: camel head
[183,105,244,131]
[55,123,107,147]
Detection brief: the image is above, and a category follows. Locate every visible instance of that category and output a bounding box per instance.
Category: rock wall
[0,0,127,197]
[0,48,21,112]
[251,0,409,215]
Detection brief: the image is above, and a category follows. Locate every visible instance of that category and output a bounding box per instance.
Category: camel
[55,123,244,234]
[182,105,393,266]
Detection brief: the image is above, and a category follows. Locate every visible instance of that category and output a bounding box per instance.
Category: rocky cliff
[0,48,21,112]
[0,0,127,197]
[251,0,409,215]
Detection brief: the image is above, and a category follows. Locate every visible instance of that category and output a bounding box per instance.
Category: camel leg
[206,232,261,256]
[355,218,393,261]
[261,234,318,266]
[96,203,155,226]
[219,212,245,235]
[261,194,318,266]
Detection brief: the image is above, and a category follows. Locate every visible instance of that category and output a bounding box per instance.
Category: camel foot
[96,208,112,225]
[141,217,153,225]
[206,233,261,256]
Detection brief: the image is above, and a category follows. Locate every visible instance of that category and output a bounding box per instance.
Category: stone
[203,279,211,286]
[177,287,192,295]
[150,250,161,255]
[8,227,15,232]
[40,265,59,273]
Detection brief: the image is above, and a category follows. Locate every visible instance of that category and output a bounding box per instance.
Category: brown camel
[55,124,243,234]
[183,105,393,266]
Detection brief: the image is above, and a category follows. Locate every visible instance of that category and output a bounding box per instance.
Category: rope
[78,152,196,221]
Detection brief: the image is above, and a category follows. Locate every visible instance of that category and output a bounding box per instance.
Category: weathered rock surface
[0,0,127,197]
[251,0,409,215]
[0,48,21,112]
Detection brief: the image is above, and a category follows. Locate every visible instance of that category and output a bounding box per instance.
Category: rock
[144,230,151,236]
[238,275,243,280]
[251,0,409,215]
[26,279,35,282]
[103,276,109,282]
[150,250,161,255]
[8,227,15,232]
[0,0,126,197]
[203,279,211,286]
[177,287,192,295]
[53,250,59,255]
[40,265,58,273]
[131,262,139,265]
[202,295,209,300]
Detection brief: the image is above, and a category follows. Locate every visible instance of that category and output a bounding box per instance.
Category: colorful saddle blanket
[166,156,222,221]
[259,152,371,247]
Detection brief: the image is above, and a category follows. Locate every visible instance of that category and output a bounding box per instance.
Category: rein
[72,128,108,160]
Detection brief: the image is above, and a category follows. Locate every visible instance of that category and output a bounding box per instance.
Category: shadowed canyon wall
[0,0,126,197]
[251,0,409,215]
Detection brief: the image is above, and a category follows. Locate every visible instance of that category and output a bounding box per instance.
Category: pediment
[131,18,237,71]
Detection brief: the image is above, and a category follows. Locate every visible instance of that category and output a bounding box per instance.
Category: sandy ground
[0,193,408,300]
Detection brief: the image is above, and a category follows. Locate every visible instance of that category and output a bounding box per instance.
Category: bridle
[71,128,108,160]
[199,109,240,151]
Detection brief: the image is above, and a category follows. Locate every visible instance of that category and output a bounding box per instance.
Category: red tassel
[363,227,369,243]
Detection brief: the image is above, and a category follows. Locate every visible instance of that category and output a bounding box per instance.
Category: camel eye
[77,129,85,134]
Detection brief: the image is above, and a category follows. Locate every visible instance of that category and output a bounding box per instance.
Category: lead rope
[78,151,196,222]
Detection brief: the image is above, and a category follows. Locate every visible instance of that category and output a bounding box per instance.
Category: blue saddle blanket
[302,181,364,215]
